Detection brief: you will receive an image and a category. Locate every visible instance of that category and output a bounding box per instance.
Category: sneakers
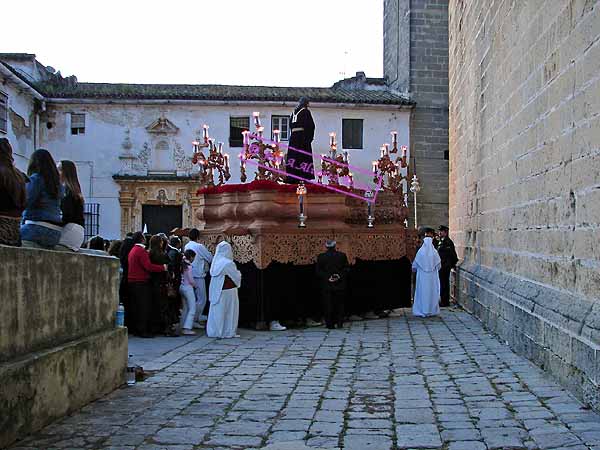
[269,320,287,331]
[192,321,205,329]
[305,318,323,327]
[182,329,197,336]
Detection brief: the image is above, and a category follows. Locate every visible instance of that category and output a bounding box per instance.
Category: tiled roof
[36,82,413,106]
[0,61,44,94]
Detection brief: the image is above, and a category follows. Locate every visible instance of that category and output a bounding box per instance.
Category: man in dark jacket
[436,225,458,307]
[316,240,349,329]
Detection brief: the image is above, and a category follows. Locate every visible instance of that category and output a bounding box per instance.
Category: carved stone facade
[113,176,200,237]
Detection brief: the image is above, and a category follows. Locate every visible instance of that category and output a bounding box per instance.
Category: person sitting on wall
[0,138,27,246]
[21,149,63,249]
[127,231,167,338]
[57,160,85,251]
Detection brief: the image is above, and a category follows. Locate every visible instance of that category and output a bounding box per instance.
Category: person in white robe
[412,231,442,317]
[207,241,241,338]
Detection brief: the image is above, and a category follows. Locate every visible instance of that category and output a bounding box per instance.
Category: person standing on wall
[184,228,213,327]
[316,240,349,329]
[436,225,458,307]
[285,97,315,184]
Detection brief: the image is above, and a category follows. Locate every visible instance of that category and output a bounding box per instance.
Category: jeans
[21,223,61,248]
[193,277,207,320]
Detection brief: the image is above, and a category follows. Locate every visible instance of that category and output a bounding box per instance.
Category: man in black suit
[436,225,459,307]
[316,240,349,329]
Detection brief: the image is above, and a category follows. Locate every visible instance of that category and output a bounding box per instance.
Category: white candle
[218,142,223,153]
[224,153,229,167]
[203,124,209,140]
[253,112,261,128]
[273,129,280,143]
[391,131,397,145]
[401,145,407,158]
[372,161,378,174]
[192,141,199,152]
[258,126,264,137]
[329,132,336,147]
[384,143,390,155]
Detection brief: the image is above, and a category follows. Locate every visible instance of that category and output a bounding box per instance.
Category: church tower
[384,0,449,228]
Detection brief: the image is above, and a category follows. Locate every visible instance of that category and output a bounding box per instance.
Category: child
[180,249,197,336]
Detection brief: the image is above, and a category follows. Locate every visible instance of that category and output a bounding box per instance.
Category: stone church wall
[449,0,600,408]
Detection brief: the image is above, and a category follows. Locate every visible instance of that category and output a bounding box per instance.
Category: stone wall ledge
[455,263,600,410]
[0,327,127,449]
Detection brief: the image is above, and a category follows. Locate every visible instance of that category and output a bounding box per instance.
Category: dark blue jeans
[21,223,61,248]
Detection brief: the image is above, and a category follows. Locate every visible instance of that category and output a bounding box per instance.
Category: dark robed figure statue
[285,97,315,184]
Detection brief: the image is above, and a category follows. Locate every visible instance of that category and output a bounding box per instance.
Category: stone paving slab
[8,309,600,450]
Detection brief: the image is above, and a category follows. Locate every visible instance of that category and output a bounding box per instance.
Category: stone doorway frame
[113,175,200,237]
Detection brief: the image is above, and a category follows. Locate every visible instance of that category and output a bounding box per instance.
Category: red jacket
[128,244,165,283]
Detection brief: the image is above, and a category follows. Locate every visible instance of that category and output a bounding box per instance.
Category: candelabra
[410,174,421,229]
[192,124,231,187]
[296,182,307,228]
[239,112,285,183]
[372,132,409,196]
[317,132,353,188]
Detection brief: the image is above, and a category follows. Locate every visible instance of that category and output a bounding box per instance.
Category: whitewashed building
[1,53,413,239]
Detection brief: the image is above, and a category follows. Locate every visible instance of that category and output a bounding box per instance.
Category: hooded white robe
[206,241,242,338]
[412,237,442,317]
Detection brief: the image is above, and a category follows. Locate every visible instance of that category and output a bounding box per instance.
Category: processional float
[189,113,420,327]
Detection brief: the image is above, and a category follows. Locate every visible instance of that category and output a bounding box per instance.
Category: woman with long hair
[57,160,85,251]
[149,234,171,335]
[0,138,27,246]
[21,149,63,248]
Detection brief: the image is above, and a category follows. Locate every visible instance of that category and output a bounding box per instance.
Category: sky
[1,0,383,87]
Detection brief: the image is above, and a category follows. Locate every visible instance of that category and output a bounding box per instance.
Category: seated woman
[21,149,63,249]
[57,160,85,251]
[0,138,27,246]
[207,241,241,339]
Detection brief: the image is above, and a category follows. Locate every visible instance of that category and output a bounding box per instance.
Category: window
[83,203,100,241]
[0,91,7,134]
[342,119,363,149]
[271,115,289,141]
[229,116,250,147]
[71,113,85,135]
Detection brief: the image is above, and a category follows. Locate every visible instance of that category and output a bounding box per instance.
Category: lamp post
[296,182,307,228]
[409,174,421,229]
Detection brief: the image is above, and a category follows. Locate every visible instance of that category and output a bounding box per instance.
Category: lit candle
[203,124,209,141]
[192,140,199,152]
[384,143,390,155]
[380,147,385,158]
[253,112,261,128]
[401,145,407,158]
[218,142,223,153]
[372,161,378,174]
[329,132,336,147]
[242,130,250,146]
[257,126,264,137]
[224,153,229,168]
[209,138,215,150]
[391,131,397,145]
[273,129,280,143]
[349,172,354,187]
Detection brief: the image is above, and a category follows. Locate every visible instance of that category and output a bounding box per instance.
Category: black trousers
[322,289,345,328]
[439,267,451,307]
[129,282,152,336]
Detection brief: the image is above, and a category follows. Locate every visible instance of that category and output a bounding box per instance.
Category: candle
[257,126,264,137]
[209,138,215,150]
[203,124,209,141]
[242,130,250,146]
[384,143,390,155]
[273,129,280,143]
[372,161,378,174]
[217,142,223,154]
[391,131,397,145]
[380,147,385,158]
[329,132,336,147]
[401,145,407,158]
[192,140,199,152]
[253,112,261,128]
[224,153,229,167]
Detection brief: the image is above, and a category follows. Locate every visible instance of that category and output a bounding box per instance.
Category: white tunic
[206,241,242,338]
[412,237,441,317]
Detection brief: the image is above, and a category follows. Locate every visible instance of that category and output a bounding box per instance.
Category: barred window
[71,113,85,135]
[271,115,289,141]
[342,119,363,149]
[83,203,100,241]
[0,91,7,134]
[229,116,250,147]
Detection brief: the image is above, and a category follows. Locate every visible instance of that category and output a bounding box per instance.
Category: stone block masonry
[0,245,127,448]
[449,0,600,409]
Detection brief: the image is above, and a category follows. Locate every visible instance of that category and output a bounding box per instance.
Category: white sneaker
[305,318,322,327]
[270,320,287,331]
[192,321,204,329]
[182,329,197,336]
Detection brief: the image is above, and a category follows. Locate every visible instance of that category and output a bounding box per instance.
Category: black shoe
[139,333,154,338]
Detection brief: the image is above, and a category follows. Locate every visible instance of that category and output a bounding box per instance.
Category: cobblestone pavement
[11,309,600,450]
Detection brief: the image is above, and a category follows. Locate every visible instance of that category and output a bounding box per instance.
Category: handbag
[222,275,237,290]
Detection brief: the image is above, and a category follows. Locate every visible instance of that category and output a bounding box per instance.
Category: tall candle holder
[239,112,285,183]
[318,132,353,188]
[365,189,375,228]
[410,174,421,229]
[296,181,307,228]
[192,124,231,187]
[372,137,409,196]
